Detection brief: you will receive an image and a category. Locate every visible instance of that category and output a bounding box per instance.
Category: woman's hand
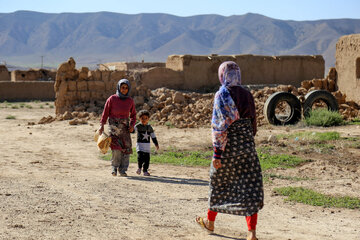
[128,126,134,133]
[212,158,222,169]
[98,125,104,135]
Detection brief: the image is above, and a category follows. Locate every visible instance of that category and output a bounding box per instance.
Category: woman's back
[228,86,257,135]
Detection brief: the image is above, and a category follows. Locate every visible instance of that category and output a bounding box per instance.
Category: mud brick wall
[54,54,326,115]
[99,62,165,71]
[0,65,10,81]
[166,54,325,89]
[336,34,360,102]
[0,81,55,101]
[54,58,152,114]
[11,69,56,82]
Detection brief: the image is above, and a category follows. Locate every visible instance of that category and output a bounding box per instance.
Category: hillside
[0,11,360,70]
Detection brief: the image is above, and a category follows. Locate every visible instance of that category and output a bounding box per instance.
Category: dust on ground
[1,102,360,240]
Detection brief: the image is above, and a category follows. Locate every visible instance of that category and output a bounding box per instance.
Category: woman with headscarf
[196,61,264,240]
[99,79,136,177]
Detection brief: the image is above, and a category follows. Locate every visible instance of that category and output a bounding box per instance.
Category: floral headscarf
[116,79,131,99]
[211,61,241,151]
[218,61,241,87]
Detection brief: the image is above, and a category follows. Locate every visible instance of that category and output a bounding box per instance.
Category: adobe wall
[140,67,184,89]
[54,58,150,114]
[54,55,325,114]
[166,54,325,89]
[0,81,55,101]
[0,65,10,81]
[11,69,56,82]
[336,34,360,103]
[100,62,165,71]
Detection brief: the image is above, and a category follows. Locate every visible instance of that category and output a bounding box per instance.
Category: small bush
[101,148,212,166]
[304,109,343,127]
[164,121,175,128]
[274,187,360,209]
[279,131,340,142]
[257,150,309,171]
[348,118,360,125]
[6,115,16,119]
[263,173,310,183]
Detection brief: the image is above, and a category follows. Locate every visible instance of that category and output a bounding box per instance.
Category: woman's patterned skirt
[209,119,264,216]
[108,118,132,154]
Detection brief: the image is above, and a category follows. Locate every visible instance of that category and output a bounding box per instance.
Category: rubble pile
[147,88,213,128]
[52,82,359,127]
[50,62,359,127]
[144,68,359,127]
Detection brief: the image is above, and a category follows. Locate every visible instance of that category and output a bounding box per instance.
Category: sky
[0,0,359,21]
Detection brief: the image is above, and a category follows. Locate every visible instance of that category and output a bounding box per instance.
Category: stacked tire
[264,92,302,125]
[302,90,338,118]
[263,90,338,125]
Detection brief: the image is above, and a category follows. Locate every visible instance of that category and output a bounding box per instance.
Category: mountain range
[0,11,360,71]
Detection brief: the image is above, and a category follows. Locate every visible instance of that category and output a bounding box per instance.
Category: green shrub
[257,149,309,171]
[304,109,343,127]
[348,118,360,125]
[101,148,212,167]
[6,115,16,119]
[164,121,175,128]
[278,131,340,142]
[263,173,310,183]
[274,186,360,209]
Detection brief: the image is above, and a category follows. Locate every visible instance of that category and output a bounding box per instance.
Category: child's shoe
[143,171,150,176]
[136,168,141,175]
[119,172,128,177]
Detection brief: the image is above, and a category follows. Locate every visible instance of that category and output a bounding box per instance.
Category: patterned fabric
[212,61,242,151]
[108,118,132,154]
[218,61,242,87]
[209,119,264,216]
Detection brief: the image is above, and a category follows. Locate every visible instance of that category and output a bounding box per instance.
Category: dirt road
[1,104,360,240]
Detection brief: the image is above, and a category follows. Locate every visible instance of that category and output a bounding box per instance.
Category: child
[134,110,159,176]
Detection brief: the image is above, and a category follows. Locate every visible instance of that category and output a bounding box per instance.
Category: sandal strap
[196,216,214,232]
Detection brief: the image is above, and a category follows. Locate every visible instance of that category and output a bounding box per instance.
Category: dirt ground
[1,102,360,240]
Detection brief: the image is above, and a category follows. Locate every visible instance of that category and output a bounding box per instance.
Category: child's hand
[156,145,159,151]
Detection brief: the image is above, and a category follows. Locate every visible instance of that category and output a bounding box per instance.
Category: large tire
[264,92,302,125]
[303,90,338,118]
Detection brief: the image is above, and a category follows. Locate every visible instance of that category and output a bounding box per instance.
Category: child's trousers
[207,209,258,230]
[137,151,150,172]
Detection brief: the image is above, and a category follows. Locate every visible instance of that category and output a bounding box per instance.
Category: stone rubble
[46,66,359,127]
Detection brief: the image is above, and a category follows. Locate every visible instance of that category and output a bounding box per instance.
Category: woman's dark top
[228,85,257,135]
